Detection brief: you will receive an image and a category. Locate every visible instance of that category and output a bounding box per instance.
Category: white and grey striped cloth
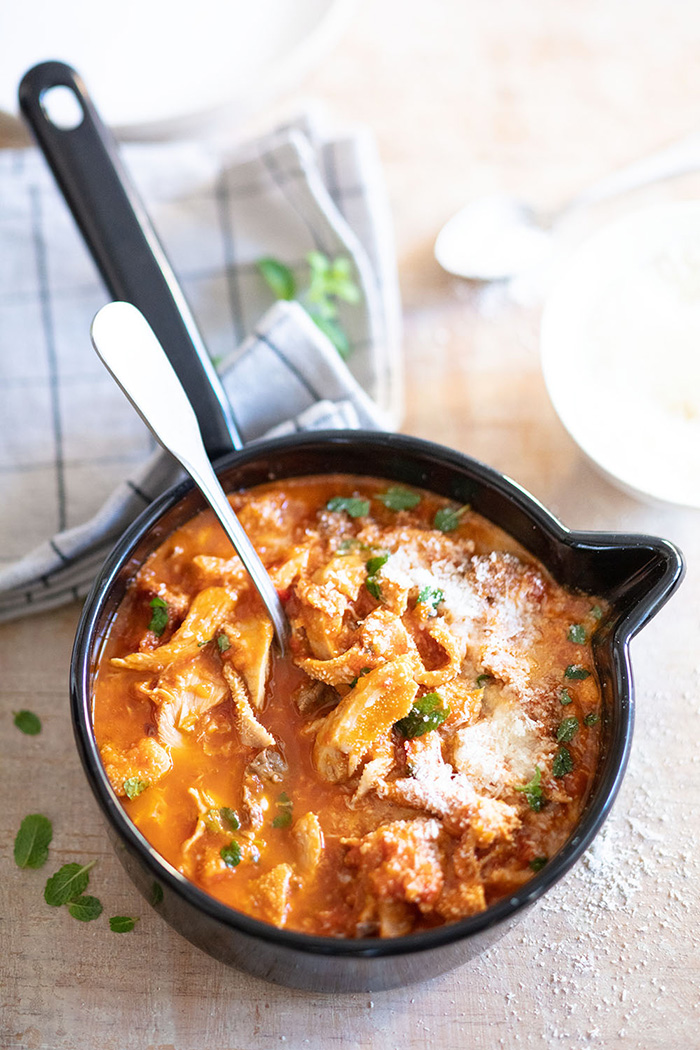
[0,116,401,620]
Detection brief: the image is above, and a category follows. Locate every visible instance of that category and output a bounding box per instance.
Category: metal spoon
[435,129,700,281]
[91,301,289,655]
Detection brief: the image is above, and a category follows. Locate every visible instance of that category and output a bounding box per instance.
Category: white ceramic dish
[541,202,700,509]
[1,0,354,138]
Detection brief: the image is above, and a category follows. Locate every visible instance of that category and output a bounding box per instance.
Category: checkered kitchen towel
[0,115,401,620]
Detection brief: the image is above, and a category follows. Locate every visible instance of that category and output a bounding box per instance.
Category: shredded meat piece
[148,655,228,747]
[222,663,275,749]
[292,812,324,875]
[345,818,445,916]
[100,737,172,797]
[247,748,287,783]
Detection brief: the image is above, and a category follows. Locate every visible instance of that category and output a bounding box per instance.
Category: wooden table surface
[3,2,700,1047]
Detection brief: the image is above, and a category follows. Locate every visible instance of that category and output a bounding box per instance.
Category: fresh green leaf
[559,688,573,706]
[217,633,231,653]
[44,861,96,907]
[591,604,603,621]
[515,767,545,811]
[552,746,574,778]
[433,505,467,533]
[219,807,240,831]
[257,257,296,300]
[476,674,491,688]
[365,553,389,576]
[365,576,383,601]
[529,856,548,872]
[349,667,372,689]
[67,895,103,922]
[272,791,294,828]
[375,487,421,511]
[220,840,242,867]
[417,586,444,615]
[14,814,53,869]
[13,710,42,735]
[326,496,370,518]
[567,624,586,644]
[147,596,168,636]
[394,693,450,739]
[109,915,139,933]
[565,665,590,680]
[123,777,149,799]
[556,717,579,743]
[584,712,600,727]
[309,312,351,359]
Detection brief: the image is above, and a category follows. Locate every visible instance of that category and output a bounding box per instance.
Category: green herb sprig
[515,767,545,811]
[394,693,450,739]
[147,596,168,636]
[326,496,370,518]
[375,487,421,511]
[272,792,294,829]
[433,505,468,533]
[417,586,444,616]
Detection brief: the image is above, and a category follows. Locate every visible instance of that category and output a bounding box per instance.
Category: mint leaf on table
[14,814,53,869]
[109,915,139,933]
[44,861,96,907]
[67,895,103,922]
[13,710,42,735]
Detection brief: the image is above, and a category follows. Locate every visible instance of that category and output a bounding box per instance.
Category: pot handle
[18,60,242,459]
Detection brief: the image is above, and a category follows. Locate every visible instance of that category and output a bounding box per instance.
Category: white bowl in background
[541,202,700,509]
[1,0,354,139]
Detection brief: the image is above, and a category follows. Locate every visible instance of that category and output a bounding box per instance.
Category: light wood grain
[3,2,700,1047]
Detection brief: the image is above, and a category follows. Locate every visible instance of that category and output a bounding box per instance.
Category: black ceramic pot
[70,430,684,992]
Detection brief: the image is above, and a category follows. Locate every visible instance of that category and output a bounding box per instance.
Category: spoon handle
[91,301,288,654]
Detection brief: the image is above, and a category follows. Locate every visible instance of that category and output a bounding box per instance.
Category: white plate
[1,0,353,138]
[541,203,700,509]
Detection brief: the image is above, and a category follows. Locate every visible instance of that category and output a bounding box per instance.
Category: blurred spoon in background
[435,128,700,281]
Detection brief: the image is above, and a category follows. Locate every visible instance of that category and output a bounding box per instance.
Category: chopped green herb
[394,693,450,739]
[584,712,600,727]
[565,665,590,681]
[197,637,212,647]
[591,604,603,621]
[13,709,42,735]
[375,487,421,511]
[559,688,574,706]
[476,673,491,688]
[553,746,574,778]
[349,667,372,689]
[326,496,370,518]
[151,882,164,906]
[365,576,383,601]
[217,633,231,653]
[14,814,53,869]
[365,552,389,576]
[556,717,579,743]
[433,505,467,533]
[123,777,149,799]
[257,257,296,300]
[515,767,545,812]
[219,807,240,831]
[44,861,96,907]
[417,586,444,615]
[307,252,360,306]
[272,791,294,828]
[67,895,103,922]
[529,856,548,872]
[147,596,168,636]
[337,537,361,555]
[109,915,139,933]
[567,624,586,644]
[220,841,242,867]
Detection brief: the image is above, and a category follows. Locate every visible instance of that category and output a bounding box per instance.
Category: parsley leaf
[365,552,389,576]
[68,895,103,922]
[394,693,450,739]
[564,665,590,680]
[109,915,139,933]
[584,712,599,727]
[559,688,573,706]
[326,496,370,518]
[13,710,42,735]
[257,257,296,300]
[44,861,96,907]
[433,505,467,533]
[375,487,421,511]
[217,633,231,653]
[418,586,444,615]
[553,746,574,778]
[219,807,240,830]
[365,576,383,601]
[14,814,53,869]
[529,856,548,872]
[220,841,242,867]
[591,604,603,621]
[272,792,294,828]
[476,673,491,688]
[147,596,168,636]
[123,777,149,799]
[556,717,579,743]
[515,767,545,811]
[567,624,586,644]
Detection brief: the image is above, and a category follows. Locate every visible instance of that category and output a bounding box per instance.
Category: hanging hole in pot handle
[18,60,243,461]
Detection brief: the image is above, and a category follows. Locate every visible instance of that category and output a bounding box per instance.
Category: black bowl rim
[70,429,685,961]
